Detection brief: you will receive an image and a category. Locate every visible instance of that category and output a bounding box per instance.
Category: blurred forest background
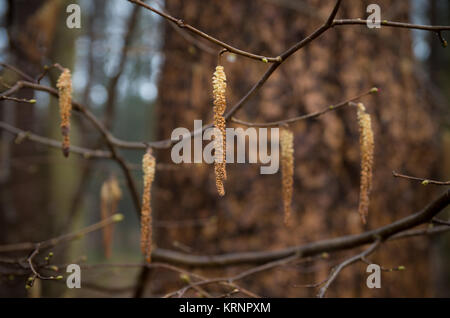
[0,0,450,297]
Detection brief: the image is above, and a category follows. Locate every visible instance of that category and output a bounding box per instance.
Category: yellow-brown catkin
[357,103,374,224]
[100,176,122,258]
[56,68,72,157]
[212,65,227,196]
[280,127,294,225]
[141,149,156,263]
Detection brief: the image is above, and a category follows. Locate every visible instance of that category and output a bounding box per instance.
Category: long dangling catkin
[141,149,156,263]
[356,103,374,224]
[280,127,294,225]
[100,175,122,258]
[56,68,72,157]
[212,65,227,196]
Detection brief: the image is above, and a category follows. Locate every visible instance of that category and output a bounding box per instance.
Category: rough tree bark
[152,0,441,297]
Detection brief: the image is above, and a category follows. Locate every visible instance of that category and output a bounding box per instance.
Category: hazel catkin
[56,68,72,157]
[212,65,227,196]
[141,149,156,263]
[356,103,374,224]
[100,175,122,259]
[280,127,294,225]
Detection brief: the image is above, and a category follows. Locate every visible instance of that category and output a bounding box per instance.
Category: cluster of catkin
[212,65,227,196]
[100,176,122,258]
[56,68,72,157]
[280,127,294,225]
[356,103,374,224]
[141,149,156,263]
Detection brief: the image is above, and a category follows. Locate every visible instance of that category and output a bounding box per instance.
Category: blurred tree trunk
[154,0,439,297]
[0,0,76,297]
[45,0,79,298]
[0,0,51,298]
[428,0,450,298]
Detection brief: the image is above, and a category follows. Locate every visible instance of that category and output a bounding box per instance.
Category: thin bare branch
[333,19,450,32]
[393,171,450,185]
[317,240,381,298]
[0,214,124,253]
[0,121,111,159]
[149,189,450,267]
[127,0,282,63]
[231,88,376,127]
[325,0,342,26]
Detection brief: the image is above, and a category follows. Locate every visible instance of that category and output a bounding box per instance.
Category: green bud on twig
[112,213,124,222]
[180,273,190,283]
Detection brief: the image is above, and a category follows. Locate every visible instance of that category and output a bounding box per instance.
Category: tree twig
[393,171,450,185]
[127,0,282,63]
[0,213,124,253]
[148,189,450,267]
[0,121,111,159]
[317,240,381,298]
[332,19,450,32]
[231,88,376,127]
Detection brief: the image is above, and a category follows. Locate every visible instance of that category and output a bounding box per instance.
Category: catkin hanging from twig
[280,127,294,225]
[141,149,156,263]
[212,65,227,196]
[56,68,72,157]
[356,103,374,224]
[100,175,122,258]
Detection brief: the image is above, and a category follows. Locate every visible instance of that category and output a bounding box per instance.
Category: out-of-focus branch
[163,254,302,298]
[390,224,450,239]
[104,5,140,129]
[231,88,376,127]
[0,214,124,253]
[65,4,141,239]
[0,80,143,213]
[0,121,111,159]
[432,218,450,226]
[0,214,125,289]
[149,189,450,267]
[0,62,34,82]
[317,240,381,298]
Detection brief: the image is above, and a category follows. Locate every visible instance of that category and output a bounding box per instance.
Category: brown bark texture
[154,0,440,297]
